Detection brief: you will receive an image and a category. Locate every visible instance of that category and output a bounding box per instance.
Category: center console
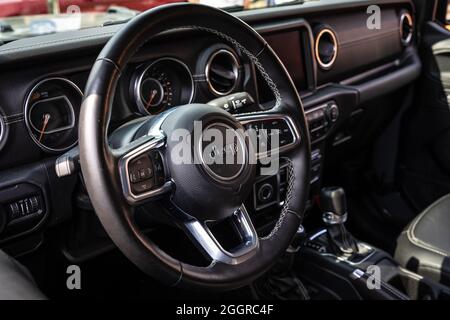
[247,101,340,229]
[304,101,340,207]
[293,186,450,300]
[291,187,402,299]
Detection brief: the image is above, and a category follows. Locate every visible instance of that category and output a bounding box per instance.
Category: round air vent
[400,12,413,46]
[315,27,338,70]
[206,49,239,96]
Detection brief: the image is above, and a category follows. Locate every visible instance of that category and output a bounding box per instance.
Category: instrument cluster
[131,58,195,115]
[24,78,82,152]
[22,47,243,153]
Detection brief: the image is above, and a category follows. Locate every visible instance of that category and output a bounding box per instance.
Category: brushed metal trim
[184,205,258,264]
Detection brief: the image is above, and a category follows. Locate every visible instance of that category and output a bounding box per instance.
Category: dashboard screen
[264,30,307,91]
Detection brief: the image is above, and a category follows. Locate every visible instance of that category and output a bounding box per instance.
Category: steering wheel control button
[132,179,155,194]
[243,117,295,153]
[149,151,165,187]
[139,167,153,180]
[129,171,140,183]
[128,153,158,195]
[274,121,295,147]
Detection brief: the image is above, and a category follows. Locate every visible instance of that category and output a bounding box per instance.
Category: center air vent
[314,27,338,70]
[206,49,239,96]
[400,12,413,46]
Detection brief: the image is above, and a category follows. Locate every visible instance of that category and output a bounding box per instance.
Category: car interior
[0,0,450,300]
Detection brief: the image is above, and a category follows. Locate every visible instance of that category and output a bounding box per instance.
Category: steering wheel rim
[79,3,311,291]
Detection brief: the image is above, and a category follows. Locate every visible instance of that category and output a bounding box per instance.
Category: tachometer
[25,78,82,152]
[133,58,194,115]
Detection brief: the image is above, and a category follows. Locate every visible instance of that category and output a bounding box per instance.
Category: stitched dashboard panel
[310,7,405,85]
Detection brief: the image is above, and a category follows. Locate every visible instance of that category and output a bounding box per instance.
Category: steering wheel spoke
[236,112,301,159]
[174,204,259,265]
[114,133,173,205]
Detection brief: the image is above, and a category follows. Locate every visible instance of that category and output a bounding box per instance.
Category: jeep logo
[200,123,246,181]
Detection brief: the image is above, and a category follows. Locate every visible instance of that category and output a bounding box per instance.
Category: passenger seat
[395,194,450,287]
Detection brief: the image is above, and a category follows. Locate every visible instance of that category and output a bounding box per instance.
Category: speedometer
[138,65,173,114]
[133,58,194,115]
[24,78,82,152]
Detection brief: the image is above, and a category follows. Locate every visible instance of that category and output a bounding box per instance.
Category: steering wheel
[79,3,311,291]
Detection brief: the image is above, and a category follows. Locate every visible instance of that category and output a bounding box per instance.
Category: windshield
[0,0,313,43]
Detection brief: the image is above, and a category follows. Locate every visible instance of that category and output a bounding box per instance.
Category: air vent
[314,27,338,70]
[400,12,413,46]
[206,49,239,96]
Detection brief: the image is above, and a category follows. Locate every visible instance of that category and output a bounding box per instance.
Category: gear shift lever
[320,187,358,256]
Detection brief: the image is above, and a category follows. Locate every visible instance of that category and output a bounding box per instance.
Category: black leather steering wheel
[79,3,311,291]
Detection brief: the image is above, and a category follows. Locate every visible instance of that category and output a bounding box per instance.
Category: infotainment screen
[263,30,307,91]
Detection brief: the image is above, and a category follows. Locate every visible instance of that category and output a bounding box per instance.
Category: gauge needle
[145,89,158,110]
[39,113,51,142]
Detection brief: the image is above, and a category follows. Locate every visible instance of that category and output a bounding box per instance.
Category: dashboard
[0,0,421,258]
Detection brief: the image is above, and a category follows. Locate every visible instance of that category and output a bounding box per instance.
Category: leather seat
[0,250,46,300]
[395,194,450,286]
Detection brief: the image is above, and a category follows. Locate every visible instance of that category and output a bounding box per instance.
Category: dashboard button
[327,104,339,122]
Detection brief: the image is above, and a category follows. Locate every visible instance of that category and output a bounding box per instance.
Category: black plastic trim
[351,47,421,103]
[0,0,413,69]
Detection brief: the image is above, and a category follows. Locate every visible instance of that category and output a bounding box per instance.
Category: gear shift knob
[320,187,347,216]
[320,186,358,255]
